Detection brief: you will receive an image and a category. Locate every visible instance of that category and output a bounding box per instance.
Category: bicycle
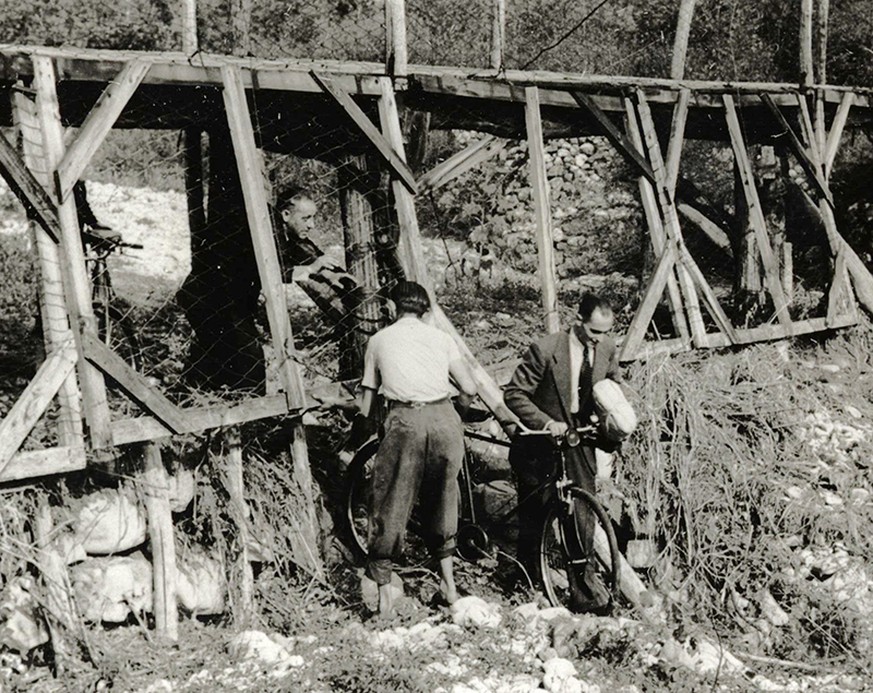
[344,411,620,612]
[84,227,144,370]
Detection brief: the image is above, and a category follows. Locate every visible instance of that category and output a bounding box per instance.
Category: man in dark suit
[504,293,620,612]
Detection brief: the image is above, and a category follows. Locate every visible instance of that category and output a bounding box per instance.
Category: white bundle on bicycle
[592,379,637,442]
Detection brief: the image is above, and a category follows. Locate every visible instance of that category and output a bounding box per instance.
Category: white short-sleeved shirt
[361,316,461,402]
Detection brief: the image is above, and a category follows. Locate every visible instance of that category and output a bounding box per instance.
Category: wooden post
[385,0,408,77]
[141,442,178,640]
[13,91,84,447]
[814,0,829,156]
[181,0,198,53]
[800,0,814,88]
[231,0,253,57]
[221,65,323,578]
[824,93,853,178]
[671,0,696,80]
[524,87,560,334]
[222,427,254,623]
[490,0,506,71]
[32,55,113,449]
[339,155,383,376]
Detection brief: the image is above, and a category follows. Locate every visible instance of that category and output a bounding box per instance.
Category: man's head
[574,293,614,345]
[390,281,430,318]
[276,187,317,238]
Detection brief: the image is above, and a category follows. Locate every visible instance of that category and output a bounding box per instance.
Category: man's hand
[545,420,569,438]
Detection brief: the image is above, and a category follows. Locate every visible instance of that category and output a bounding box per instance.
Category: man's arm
[449,356,477,407]
[357,386,377,418]
[503,342,556,432]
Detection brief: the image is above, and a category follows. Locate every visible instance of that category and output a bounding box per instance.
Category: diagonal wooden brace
[0,128,61,242]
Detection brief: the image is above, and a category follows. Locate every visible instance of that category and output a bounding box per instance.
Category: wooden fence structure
[0,0,870,643]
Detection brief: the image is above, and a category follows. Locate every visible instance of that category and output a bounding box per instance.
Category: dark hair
[578,293,612,322]
[275,185,309,212]
[391,281,430,317]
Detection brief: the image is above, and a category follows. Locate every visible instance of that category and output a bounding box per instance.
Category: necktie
[578,344,593,418]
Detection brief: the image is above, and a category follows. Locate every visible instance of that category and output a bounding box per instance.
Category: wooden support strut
[418,135,503,192]
[311,71,417,194]
[0,128,60,242]
[824,92,853,178]
[724,94,793,327]
[55,59,151,203]
[221,64,323,579]
[524,86,561,334]
[33,54,113,449]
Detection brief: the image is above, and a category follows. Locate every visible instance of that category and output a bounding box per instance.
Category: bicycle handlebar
[516,421,597,440]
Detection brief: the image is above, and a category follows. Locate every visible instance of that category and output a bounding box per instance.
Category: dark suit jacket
[504,330,621,480]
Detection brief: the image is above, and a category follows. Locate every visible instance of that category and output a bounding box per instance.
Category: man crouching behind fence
[356,281,477,618]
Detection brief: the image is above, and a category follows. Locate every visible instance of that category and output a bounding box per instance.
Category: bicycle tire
[345,438,381,559]
[539,486,619,612]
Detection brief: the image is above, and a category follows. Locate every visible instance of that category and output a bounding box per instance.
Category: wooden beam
[140,442,178,641]
[83,332,187,433]
[677,245,738,342]
[0,343,77,473]
[800,0,814,87]
[55,59,151,203]
[385,0,408,77]
[221,65,305,410]
[623,97,690,344]
[571,91,656,185]
[418,136,503,191]
[110,395,292,445]
[222,427,254,624]
[635,90,709,346]
[620,243,678,360]
[0,446,86,484]
[33,55,113,449]
[0,128,60,242]
[824,92,853,177]
[671,0,696,80]
[13,89,84,448]
[525,86,561,334]
[311,71,417,193]
[677,203,732,253]
[490,0,506,71]
[760,93,832,206]
[826,249,853,327]
[665,88,691,195]
[724,94,792,326]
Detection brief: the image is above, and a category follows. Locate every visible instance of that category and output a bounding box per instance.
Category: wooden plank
[635,91,709,346]
[623,97,690,343]
[418,136,503,191]
[800,0,814,87]
[140,443,178,641]
[384,0,408,77]
[13,90,84,448]
[490,0,506,71]
[83,333,187,432]
[670,0,696,80]
[796,93,821,165]
[677,203,732,252]
[760,93,832,205]
[221,64,305,410]
[0,343,76,474]
[55,59,151,203]
[222,428,254,624]
[620,243,679,360]
[678,245,738,342]
[110,395,291,445]
[311,71,417,193]
[525,86,561,334]
[0,446,87,484]
[33,54,113,449]
[724,94,792,327]
[826,249,852,327]
[571,91,655,185]
[824,92,853,178]
[0,128,60,242]
[377,77,429,287]
[664,88,690,195]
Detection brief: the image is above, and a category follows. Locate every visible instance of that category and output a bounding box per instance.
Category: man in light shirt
[358,281,478,618]
[504,293,620,613]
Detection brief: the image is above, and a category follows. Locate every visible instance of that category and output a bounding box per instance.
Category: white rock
[73,489,147,555]
[51,532,87,565]
[542,657,586,693]
[759,590,790,627]
[168,468,195,513]
[0,578,49,653]
[228,630,300,670]
[176,552,226,615]
[72,553,153,623]
[450,596,502,628]
[846,405,862,419]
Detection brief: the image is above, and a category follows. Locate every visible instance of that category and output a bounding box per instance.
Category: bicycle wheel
[539,487,619,612]
[345,438,380,558]
[95,301,143,371]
